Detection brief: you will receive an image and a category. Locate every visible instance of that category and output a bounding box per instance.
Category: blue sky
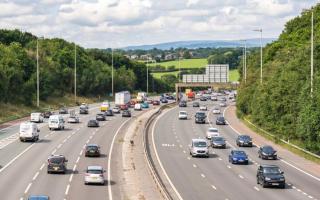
[0,0,318,48]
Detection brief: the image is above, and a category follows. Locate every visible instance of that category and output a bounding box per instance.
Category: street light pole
[253,29,263,84]
[112,48,114,97]
[36,39,39,107]
[245,40,247,83]
[147,57,149,94]
[311,11,314,97]
[74,43,77,104]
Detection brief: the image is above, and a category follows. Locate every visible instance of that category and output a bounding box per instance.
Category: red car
[129,100,136,108]
[120,104,128,110]
[152,100,160,105]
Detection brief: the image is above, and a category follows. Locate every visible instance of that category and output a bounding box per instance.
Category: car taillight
[99,174,103,177]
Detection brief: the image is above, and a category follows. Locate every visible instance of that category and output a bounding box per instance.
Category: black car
[216,116,226,125]
[195,112,206,124]
[122,110,131,117]
[211,136,226,148]
[105,109,114,116]
[220,97,227,102]
[200,96,207,101]
[258,145,277,160]
[236,135,253,147]
[96,113,106,121]
[47,155,68,174]
[85,144,101,157]
[87,119,99,127]
[59,107,68,114]
[179,101,187,107]
[160,98,168,103]
[80,106,89,114]
[43,111,53,118]
[257,165,285,188]
[192,102,200,107]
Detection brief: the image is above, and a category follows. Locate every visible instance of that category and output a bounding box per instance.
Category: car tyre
[262,181,267,188]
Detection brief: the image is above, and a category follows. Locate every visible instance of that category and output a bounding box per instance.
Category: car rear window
[87,170,103,174]
[49,157,64,164]
[196,113,206,117]
[87,146,98,150]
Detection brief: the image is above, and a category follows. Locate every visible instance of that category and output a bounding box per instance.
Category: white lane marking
[65,184,70,195]
[44,135,49,138]
[69,174,74,182]
[79,150,83,156]
[223,106,320,182]
[63,139,67,143]
[183,150,186,154]
[73,165,77,171]
[303,192,308,195]
[76,157,80,163]
[218,158,223,161]
[201,173,205,178]
[254,186,260,191]
[211,185,217,190]
[108,118,131,200]
[0,144,34,173]
[40,163,45,171]
[57,144,62,149]
[292,186,296,189]
[179,144,183,148]
[83,144,86,149]
[20,198,23,200]
[152,109,184,200]
[193,164,197,168]
[297,189,301,192]
[32,172,39,181]
[52,149,57,154]
[239,175,244,179]
[86,139,90,143]
[308,196,314,199]
[187,157,191,160]
[24,183,32,194]
[227,165,231,169]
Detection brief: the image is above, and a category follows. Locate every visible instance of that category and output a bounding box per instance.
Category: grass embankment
[148,58,208,69]
[0,94,104,124]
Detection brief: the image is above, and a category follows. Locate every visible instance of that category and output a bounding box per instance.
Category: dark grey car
[47,155,68,174]
[211,136,226,148]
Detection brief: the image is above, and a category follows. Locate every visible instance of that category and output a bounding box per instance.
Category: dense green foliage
[0,29,168,106]
[207,48,243,70]
[237,5,320,154]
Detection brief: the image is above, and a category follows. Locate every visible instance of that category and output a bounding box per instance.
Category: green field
[148,58,208,69]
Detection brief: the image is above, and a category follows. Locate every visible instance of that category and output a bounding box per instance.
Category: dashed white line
[79,150,83,156]
[227,165,231,169]
[308,196,313,199]
[239,175,244,179]
[24,183,32,194]
[218,158,223,161]
[65,184,70,195]
[40,163,45,171]
[63,139,67,143]
[201,173,206,178]
[76,157,80,163]
[211,185,217,190]
[69,174,74,182]
[193,164,197,168]
[254,186,260,191]
[73,164,77,171]
[57,144,62,149]
[86,139,90,143]
[32,172,39,181]
[183,150,186,154]
[187,157,191,160]
[52,149,57,154]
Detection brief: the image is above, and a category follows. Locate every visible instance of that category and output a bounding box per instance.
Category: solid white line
[152,109,184,200]
[108,118,131,200]
[32,172,39,181]
[0,144,34,173]
[254,186,260,191]
[24,183,32,194]
[40,163,45,171]
[65,184,70,195]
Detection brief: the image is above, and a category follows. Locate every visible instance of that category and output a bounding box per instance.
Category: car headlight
[279,178,285,181]
[233,157,237,160]
[265,177,271,181]
[262,152,267,155]
[245,158,248,160]
[273,152,277,155]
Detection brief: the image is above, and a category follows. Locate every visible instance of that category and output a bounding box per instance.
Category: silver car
[189,139,209,158]
[84,166,105,185]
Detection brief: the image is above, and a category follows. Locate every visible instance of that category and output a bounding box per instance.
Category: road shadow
[208,154,219,158]
[106,180,116,186]
[37,139,51,143]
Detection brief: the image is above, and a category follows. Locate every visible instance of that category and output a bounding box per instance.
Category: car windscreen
[240,135,251,140]
[194,141,207,147]
[49,157,64,164]
[217,117,225,121]
[87,169,103,174]
[97,114,104,116]
[209,129,218,132]
[263,167,281,174]
[234,151,246,156]
[262,146,274,153]
[196,113,206,117]
[180,112,187,115]
[213,137,224,141]
[50,119,58,123]
[21,124,31,131]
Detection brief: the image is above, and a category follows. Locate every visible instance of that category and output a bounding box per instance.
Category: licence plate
[268,157,273,159]
[239,159,243,162]
[272,183,279,186]
[54,167,58,170]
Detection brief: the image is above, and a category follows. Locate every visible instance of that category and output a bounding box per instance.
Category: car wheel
[47,171,50,174]
[280,183,285,189]
[257,178,260,184]
[262,181,267,188]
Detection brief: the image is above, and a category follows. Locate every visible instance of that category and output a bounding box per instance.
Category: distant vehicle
[146,99,153,104]
[30,113,44,123]
[47,155,68,174]
[81,103,89,109]
[160,98,168,103]
[141,102,149,108]
[122,110,131,117]
[112,107,121,114]
[80,104,89,114]
[68,115,79,123]
[48,115,65,130]
[216,116,226,125]
[187,91,195,99]
[43,111,53,118]
[228,150,249,164]
[100,101,110,112]
[220,97,227,102]
[84,166,105,185]
[195,112,206,124]
[96,113,106,121]
[212,107,221,114]
[85,144,101,157]
[236,135,253,147]
[206,127,219,139]
[120,104,129,110]
[258,145,277,160]
[199,105,207,111]
[211,96,218,101]
[137,92,147,102]
[105,109,114,116]
[134,103,142,111]
[166,95,175,100]
[129,100,136,108]
[59,107,68,114]
[19,122,39,142]
[178,111,188,120]
[152,100,160,105]
[28,195,49,200]
[179,101,187,107]
[219,102,227,107]
[87,120,99,127]
[211,136,226,148]
[189,139,209,158]
[192,102,200,107]
[257,165,285,188]
[200,96,207,101]
[115,91,131,107]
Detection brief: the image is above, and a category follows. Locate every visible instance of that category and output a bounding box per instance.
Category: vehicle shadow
[106,180,116,186]
[208,154,219,158]
[37,139,51,143]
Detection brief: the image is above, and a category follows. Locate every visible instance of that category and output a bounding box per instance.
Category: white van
[49,115,65,130]
[19,122,39,142]
[134,103,142,111]
[30,112,44,123]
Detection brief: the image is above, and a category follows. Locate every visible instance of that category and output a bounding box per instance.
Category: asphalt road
[152,97,320,200]
[0,102,157,200]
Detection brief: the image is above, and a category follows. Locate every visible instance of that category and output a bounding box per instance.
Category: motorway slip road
[152,98,320,200]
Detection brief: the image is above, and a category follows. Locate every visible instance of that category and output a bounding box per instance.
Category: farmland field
[148,58,207,69]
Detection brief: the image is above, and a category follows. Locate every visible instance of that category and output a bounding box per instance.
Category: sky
[0,0,318,48]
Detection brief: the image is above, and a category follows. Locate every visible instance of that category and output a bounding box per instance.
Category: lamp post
[147,57,149,94]
[74,43,77,104]
[253,29,263,84]
[112,47,114,97]
[311,11,314,97]
[36,39,39,107]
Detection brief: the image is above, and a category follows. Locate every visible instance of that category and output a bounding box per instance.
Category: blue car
[28,195,49,200]
[141,102,149,108]
[228,150,249,164]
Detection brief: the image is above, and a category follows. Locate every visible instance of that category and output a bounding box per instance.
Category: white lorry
[137,92,147,102]
[30,112,44,123]
[48,115,65,130]
[19,122,39,142]
[115,91,131,106]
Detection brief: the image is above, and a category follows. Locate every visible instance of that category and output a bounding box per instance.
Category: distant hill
[123,38,276,50]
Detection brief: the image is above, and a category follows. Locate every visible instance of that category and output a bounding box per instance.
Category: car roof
[208,127,218,130]
[48,154,65,159]
[87,166,103,171]
[260,164,279,168]
[232,150,246,153]
[192,138,206,143]
[86,144,99,147]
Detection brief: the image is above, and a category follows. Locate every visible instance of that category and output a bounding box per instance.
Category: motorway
[0,102,154,200]
[152,97,320,200]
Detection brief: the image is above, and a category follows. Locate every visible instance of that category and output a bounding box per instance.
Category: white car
[200,106,207,111]
[206,128,220,139]
[84,166,105,185]
[178,111,188,120]
[212,107,221,114]
[19,122,39,142]
[112,107,121,113]
[134,103,142,111]
[68,116,79,123]
[30,112,44,123]
[211,96,218,101]
[219,102,227,107]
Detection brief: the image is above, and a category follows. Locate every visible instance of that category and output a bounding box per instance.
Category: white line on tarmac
[24,183,32,194]
[32,172,39,181]
[65,184,70,195]
[40,163,45,171]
